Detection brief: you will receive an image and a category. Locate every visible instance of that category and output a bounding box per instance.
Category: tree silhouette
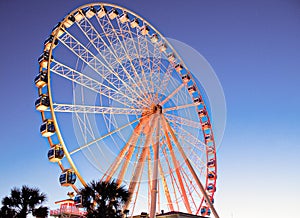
[0,185,48,218]
[79,180,130,218]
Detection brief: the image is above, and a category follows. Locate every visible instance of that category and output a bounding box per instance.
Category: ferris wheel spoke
[125,115,158,210]
[58,30,147,105]
[52,103,142,115]
[76,13,147,103]
[159,83,185,106]
[69,116,142,155]
[116,19,154,102]
[163,103,196,113]
[161,117,192,214]
[180,166,198,211]
[162,115,220,218]
[158,158,174,211]
[51,60,144,108]
[157,63,174,100]
[164,113,201,129]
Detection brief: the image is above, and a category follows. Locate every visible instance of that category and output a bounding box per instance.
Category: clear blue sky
[0,0,299,218]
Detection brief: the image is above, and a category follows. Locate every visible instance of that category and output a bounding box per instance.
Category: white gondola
[38,51,53,69]
[64,15,76,28]
[188,85,196,94]
[35,95,50,111]
[159,43,167,52]
[150,34,158,43]
[120,12,129,23]
[59,169,76,186]
[108,8,118,20]
[40,120,55,137]
[167,53,175,62]
[74,10,84,22]
[85,6,97,19]
[193,97,202,105]
[182,74,190,83]
[34,71,48,88]
[130,18,139,28]
[97,6,107,18]
[140,25,149,35]
[48,145,64,162]
[175,64,183,72]
[202,121,211,130]
[52,23,65,38]
[44,35,58,51]
[198,109,207,118]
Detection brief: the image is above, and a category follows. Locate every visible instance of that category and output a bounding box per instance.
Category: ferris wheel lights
[35,94,50,111]
[40,119,55,137]
[52,22,65,38]
[44,35,59,51]
[120,12,129,24]
[130,18,139,28]
[59,169,76,186]
[108,8,119,20]
[97,6,107,18]
[63,15,75,28]
[48,145,64,162]
[140,25,150,35]
[85,6,97,19]
[34,71,48,88]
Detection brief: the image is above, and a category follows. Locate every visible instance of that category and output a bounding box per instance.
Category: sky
[0,0,300,218]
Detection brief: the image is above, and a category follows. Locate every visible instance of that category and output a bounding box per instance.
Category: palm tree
[79,180,130,218]
[0,185,48,218]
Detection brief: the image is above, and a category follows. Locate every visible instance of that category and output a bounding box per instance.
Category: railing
[50,207,86,216]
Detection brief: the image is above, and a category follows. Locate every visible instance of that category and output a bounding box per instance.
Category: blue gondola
[35,95,50,111]
[40,120,55,137]
[34,71,48,88]
[59,169,76,186]
[48,145,64,162]
[208,171,216,180]
[207,183,216,193]
[201,206,211,216]
[74,195,83,207]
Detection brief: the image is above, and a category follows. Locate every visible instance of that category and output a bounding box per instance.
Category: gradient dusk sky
[0,0,299,218]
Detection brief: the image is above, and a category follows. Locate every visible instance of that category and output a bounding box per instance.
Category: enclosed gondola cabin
[34,71,48,88]
[48,145,64,162]
[35,95,50,111]
[175,64,183,72]
[140,25,149,35]
[193,97,202,105]
[74,195,82,207]
[97,6,107,18]
[198,109,207,118]
[207,159,215,168]
[108,8,118,20]
[167,53,175,63]
[130,18,139,28]
[38,51,53,69]
[159,43,167,52]
[120,12,129,23]
[208,171,216,180]
[52,23,65,38]
[188,85,196,94]
[64,15,76,28]
[40,120,55,137]
[200,206,211,216]
[182,74,190,83]
[207,183,216,193]
[59,169,76,186]
[150,34,158,43]
[44,35,59,51]
[85,6,97,19]
[73,10,84,22]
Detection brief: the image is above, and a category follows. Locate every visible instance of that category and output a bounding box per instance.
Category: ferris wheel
[34,3,219,218]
